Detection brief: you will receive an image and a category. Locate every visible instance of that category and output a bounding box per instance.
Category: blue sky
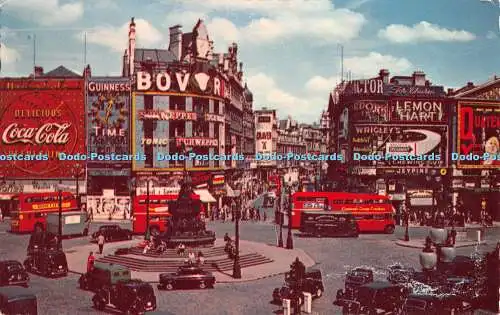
[0,0,499,122]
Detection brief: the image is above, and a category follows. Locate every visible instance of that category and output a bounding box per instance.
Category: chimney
[128,17,136,77]
[34,66,44,77]
[123,49,129,76]
[447,88,454,95]
[413,71,426,86]
[467,82,474,88]
[379,69,390,84]
[84,65,91,78]
[168,25,182,61]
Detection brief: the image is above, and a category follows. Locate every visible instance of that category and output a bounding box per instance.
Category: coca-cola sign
[0,78,85,178]
[2,123,71,145]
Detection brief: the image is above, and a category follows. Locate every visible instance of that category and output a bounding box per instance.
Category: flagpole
[84,31,87,66]
[32,34,36,78]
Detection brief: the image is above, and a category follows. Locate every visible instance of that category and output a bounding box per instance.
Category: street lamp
[72,164,83,209]
[426,171,442,213]
[404,198,410,242]
[233,192,242,279]
[143,177,156,240]
[57,180,63,249]
[286,177,294,250]
[277,189,284,248]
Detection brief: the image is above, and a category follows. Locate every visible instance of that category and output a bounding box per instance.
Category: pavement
[64,237,315,283]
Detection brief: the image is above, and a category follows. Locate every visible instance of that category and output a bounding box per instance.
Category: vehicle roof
[293,192,389,200]
[361,281,395,289]
[301,211,354,216]
[0,286,36,301]
[94,262,128,272]
[100,225,119,228]
[120,279,150,287]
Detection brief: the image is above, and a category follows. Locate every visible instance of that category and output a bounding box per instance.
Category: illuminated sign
[138,110,197,121]
[175,138,218,147]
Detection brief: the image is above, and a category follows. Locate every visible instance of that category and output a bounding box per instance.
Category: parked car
[27,231,58,253]
[335,281,409,314]
[403,293,473,315]
[334,267,373,304]
[92,279,156,314]
[273,268,324,303]
[78,262,131,291]
[24,249,68,278]
[0,261,29,288]
[300,211,359,237]
[387,264,415,284]
[0,286,37,315]
[91,225,132,242]
[158,265,215,290]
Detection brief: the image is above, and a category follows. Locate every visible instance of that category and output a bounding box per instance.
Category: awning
[194,189,216,203]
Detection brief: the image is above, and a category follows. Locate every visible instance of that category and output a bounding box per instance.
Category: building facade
[328,70,452,219]
[122,18,254,195]
[276,116,305,170]
[0,66,87,215]
[450,77,500,220]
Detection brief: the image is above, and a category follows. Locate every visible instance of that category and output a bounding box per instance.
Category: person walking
[87,252,95,273]
[97,233,105,254]
[0,207,3,222]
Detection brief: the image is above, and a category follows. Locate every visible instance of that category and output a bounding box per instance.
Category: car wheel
[93,297,105,310]
[199,281,206,289]
[315,288,323,298]
[165,283,174,290]
[384,225,395,234]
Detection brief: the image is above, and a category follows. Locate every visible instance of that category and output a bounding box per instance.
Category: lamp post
[278,189,284,248]
[143,176,156,240]
[404,198,410,242]
[57,180,63,249]
[286,177,294,250]
[426,171,442,214]
[233,192,242,279]
[72,164,83,209]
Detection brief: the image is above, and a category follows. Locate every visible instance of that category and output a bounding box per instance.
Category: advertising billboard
[457,102,500,169]
[0,79,85,178]
[86,78,131,158]
[389,98,448,124]
[351,124,448,174]
[350,100,389,123]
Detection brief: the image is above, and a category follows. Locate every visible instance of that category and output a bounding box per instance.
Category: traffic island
[64,238,315,283]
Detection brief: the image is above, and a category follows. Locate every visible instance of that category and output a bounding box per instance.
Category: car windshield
[7,264,23,271]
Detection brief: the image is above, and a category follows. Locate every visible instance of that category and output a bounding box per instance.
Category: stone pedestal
[282,299,291,315]
[440,246,456,263]
[429,227,447,244]
[420,251,437,270]
[302,292,312,314]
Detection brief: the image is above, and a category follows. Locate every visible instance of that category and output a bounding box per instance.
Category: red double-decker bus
[132,194,204,234]
[291,192,396,233]
[10,192,78,233]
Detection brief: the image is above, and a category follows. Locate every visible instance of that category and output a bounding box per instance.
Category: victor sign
[0,79,85,178]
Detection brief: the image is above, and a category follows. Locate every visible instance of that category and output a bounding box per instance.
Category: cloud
[5,0,84,26]
[88,0,118,10]
[170,0,365,44]
[0,44,20,65]
[378,21,476,43]
[344,52,413,78]
[305,75,341,94]
[206,18,241,48]
[247,72,325,122]
[82,19,163,52]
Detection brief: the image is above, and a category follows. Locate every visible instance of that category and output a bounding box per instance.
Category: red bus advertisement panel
[292,192,395,233]
[10,192,77,233]
[0,79,85,178]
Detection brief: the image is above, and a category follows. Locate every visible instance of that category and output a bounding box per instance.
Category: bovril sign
[136,71,228,98]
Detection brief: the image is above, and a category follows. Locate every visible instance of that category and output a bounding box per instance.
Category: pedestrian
[97,233,105,254]
[87,252,95,273]
[177,243,186,256]
[0,207,3,222]
[197,251,205,265]
[188,251,195,264]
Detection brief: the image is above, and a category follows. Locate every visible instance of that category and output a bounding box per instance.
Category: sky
[0,0,499,123]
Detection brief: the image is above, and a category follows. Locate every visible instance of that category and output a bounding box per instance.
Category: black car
[0,286,37,315]
[27,231,58,253]
[334,267,373,304]
[24,249,68,278]
[273,268,324,303]
[92,279,156,314]
[403,294,473,315]
[91,225,133,242]
[158,265,215,290]
[387,264,415,284]
[336,281,409,314]
[300,211,359,237]
[0,261,29,288]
